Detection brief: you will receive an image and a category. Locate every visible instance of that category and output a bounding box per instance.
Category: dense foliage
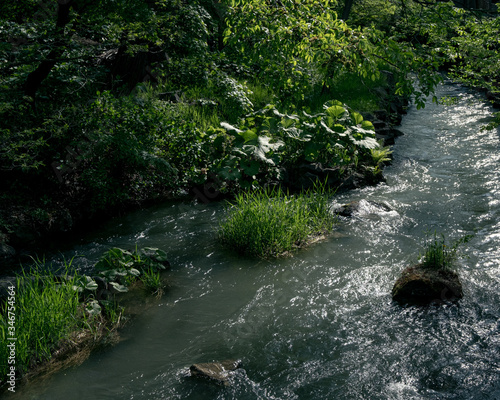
[0,0,498,249]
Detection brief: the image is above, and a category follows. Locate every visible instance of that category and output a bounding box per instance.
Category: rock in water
[392,264,463,306]
[190,359,242,386]
[334,199,393,217]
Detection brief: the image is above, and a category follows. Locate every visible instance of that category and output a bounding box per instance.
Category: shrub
[94,246,170,293]
[75,92,177,211]
[215,100,380,192]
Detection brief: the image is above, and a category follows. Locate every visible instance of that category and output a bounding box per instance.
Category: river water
[14,83,500,399]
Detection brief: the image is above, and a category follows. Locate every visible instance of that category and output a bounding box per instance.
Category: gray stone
[0,242,16,258]
[375,127,404,146]
[190,359,243,386]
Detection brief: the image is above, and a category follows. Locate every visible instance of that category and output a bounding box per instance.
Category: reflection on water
[14,83,500,399]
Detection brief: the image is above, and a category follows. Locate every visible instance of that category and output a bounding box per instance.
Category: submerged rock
[190,359,243,386]
[392,264,463,306]
[333,199,393,217]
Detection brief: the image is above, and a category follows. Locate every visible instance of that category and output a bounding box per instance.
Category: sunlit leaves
[218,99,379,187]
[224,0,369,99]
[325,105,345,120]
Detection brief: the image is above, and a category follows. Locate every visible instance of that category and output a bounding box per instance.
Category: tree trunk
[341,0,355,21]
[24,0,73,100]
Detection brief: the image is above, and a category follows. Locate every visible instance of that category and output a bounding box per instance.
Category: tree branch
[24,0,73,101]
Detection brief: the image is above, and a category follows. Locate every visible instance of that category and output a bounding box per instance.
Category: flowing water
[14,83,500,399]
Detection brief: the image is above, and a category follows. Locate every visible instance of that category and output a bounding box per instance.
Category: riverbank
[0,246,170,394]
[0,80,409,272]
[7,79,498,398]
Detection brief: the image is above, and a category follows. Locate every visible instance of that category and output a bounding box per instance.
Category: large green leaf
[109,281,129,293]
[240,129,258,142]
[241,160,261,176]
[325,105,345,119]
[351,112,364,125]
[220,122,243,134]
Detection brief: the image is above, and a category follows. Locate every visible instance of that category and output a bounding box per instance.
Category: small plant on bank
[140,267,163,297]
[420,232,473,271]
[367,145,393,177]
[218,183,336,258]
[94,246,170,293]
[370,145,393,168]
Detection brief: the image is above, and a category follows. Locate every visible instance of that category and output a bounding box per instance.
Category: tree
[224,0,442,108]
[341,0,355,20]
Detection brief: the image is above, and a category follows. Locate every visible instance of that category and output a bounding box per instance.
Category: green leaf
[85,300,102,316]
[240,129,258,142]
[324,100,344,108]
[82,276,98,291]
[109,282,129,293]
[361,120,375,131]
[351,112,364,125]
[333,124,346,133]
[325,105,345,119]
[352,136,379,149]
[241,160,260,176]
[220,122,243,134]
[147,248,169,264]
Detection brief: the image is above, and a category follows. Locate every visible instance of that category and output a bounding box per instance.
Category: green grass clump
[420,232,473,270]
[140,267,163,296]
[0,266,82,379]
[0,246,170,385]
[218,184,336,258]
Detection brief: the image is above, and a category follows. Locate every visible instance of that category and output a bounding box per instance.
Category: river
[13,82,500,399]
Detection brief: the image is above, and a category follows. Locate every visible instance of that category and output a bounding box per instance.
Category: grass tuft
[0,262,82,379]
[218,183,336,258]
[420,232,473,270]
[140,267,163,297]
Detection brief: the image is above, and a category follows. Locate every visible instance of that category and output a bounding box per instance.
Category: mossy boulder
[392,264,463,306]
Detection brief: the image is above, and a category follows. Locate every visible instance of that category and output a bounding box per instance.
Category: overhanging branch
[24,0,73,101]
